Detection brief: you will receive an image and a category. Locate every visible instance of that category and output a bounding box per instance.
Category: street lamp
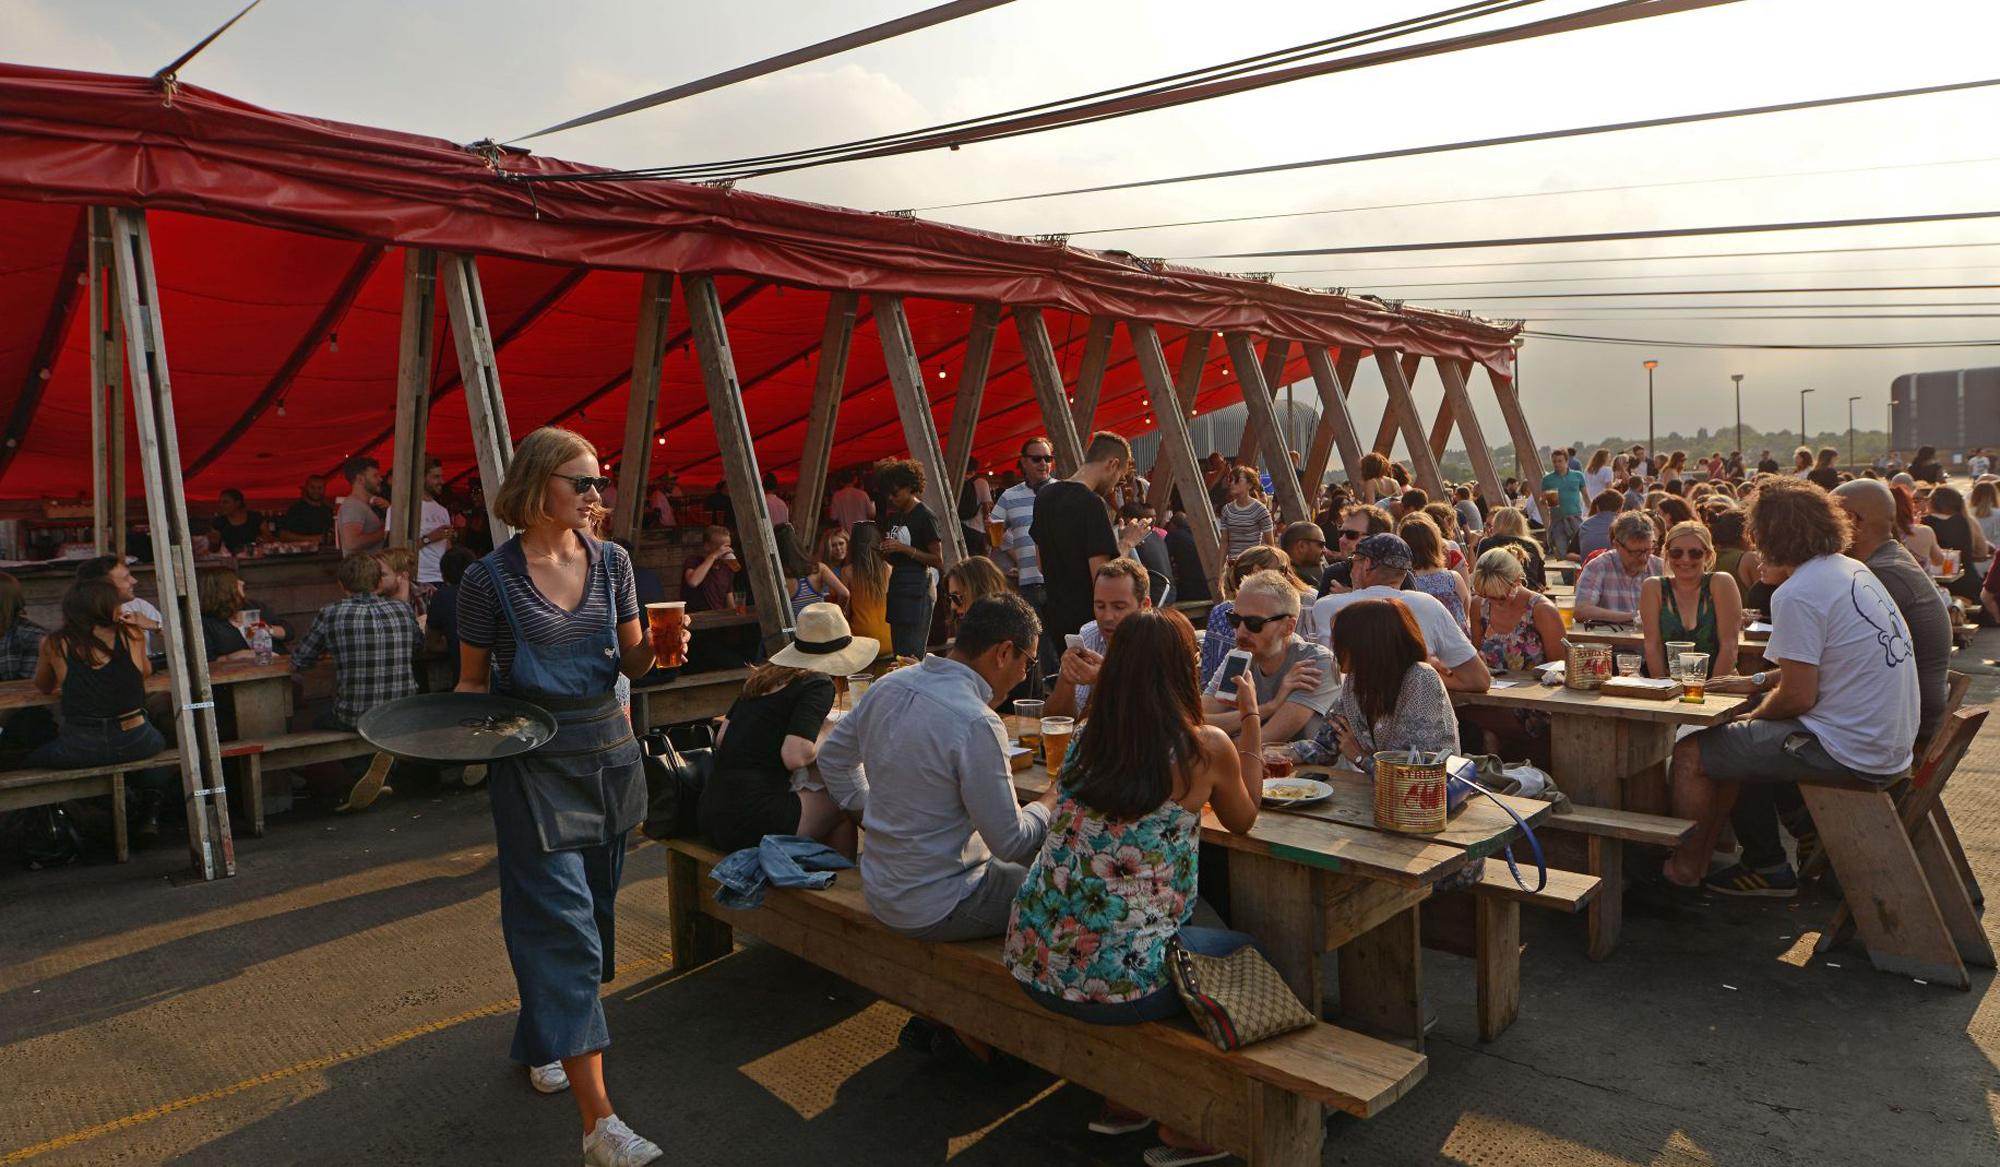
[1643,359,1658,459]
[1730,374,1744,461]
[1799,387,1815,449]
[1848,395,1862,470]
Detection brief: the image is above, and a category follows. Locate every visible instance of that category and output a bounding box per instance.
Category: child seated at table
[1005,607,1263,1164]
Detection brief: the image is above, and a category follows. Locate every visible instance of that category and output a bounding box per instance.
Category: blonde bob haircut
[1660,520,1715,570]
[493,427,601,530]
[1486,506,1530,540]
[1470,546,1526,599]
[1233,569,1302,618]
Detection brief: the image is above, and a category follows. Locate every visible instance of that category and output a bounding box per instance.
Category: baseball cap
[1354,532,1412,571]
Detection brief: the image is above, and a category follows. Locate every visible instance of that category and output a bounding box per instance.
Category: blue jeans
[29,714,174,800]
[1019,926,1260,1025]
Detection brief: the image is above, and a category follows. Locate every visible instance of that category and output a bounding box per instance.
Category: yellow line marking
[946,1081,1065,1159]
[0,953,674,1165]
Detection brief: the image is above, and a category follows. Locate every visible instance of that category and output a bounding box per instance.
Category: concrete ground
[5,631,1999,1167]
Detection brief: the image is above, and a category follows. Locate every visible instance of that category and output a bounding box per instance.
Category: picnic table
[1566,623,1772,664]
[1004,718,1553,1047]
[689,608,759,630]
[0,657,296,738]
[1451,679,1746,955]
[1545,559,1582,581]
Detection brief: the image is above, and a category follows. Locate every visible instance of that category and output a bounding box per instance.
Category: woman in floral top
[1004,608,1263,1163]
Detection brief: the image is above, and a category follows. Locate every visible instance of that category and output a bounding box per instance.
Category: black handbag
[640,726,713,841]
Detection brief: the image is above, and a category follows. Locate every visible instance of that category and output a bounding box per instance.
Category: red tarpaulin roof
[0,62,1520,500]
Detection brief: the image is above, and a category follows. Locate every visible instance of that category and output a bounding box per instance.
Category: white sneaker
[582,1114,662,1167]
[529,1061,570,1094]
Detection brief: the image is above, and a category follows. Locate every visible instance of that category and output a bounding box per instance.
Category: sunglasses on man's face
[1226,611,1288,632]
[1022,454,1054,465]
[1339,529,1365,541]
[1618,542,1654,556]
[553,474,613,496]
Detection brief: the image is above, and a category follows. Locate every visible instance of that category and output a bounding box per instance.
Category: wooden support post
[688,274,793,650]
[1302,345,1367,500]
[88,208,127,557]
[1426,396,1454,464]
[440,253,516,544]
[1068,316,1115,438]
[1011,306,1086,475]
[388,249,438,549]
[1147,328,1212,512]
[613,272,673,541]
[1437,357,1507,508]
[1131,321,1225,587]
[941,301,1002,499]
[1235,337,1293,471]
[873,294,968,568]
[106,208,233,880]
[792,292,861,549]
[1488,352,1545,487]
[1225,334,1308,524]
[1374,351,1446,498]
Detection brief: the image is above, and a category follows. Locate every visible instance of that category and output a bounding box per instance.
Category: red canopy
[0,62,1519,500]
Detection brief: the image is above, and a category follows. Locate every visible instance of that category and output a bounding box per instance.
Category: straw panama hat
[769,602,880,675]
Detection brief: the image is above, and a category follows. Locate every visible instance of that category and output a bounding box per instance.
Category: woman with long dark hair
[454,426,683,1166]
[31,579,174,837]
[1304,598,1460,767]
[1005,607,1262,1162]
[839,520,892,656]
[1922,485,1991,603]
[776,523,848,619]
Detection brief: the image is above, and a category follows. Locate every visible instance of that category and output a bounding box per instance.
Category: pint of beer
[1042,716,1075,777]
[986,515,1007,548]
[647,602,688,668]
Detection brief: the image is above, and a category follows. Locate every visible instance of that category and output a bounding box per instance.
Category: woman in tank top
[32,579,174,838]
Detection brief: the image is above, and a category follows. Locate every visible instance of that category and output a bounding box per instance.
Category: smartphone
[1214,649,1253,702]
[1064,633,1086,652]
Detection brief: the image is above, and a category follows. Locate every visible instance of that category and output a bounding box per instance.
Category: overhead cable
[1188,209,2000,259]
[1251,239,2000,277]
[916,75,2000,212]
[510,1,1018,142]
[1348,263,2000,291]
[1413,283,2000,301]
[1059,155,2000,237]
[1520,330,2000,350]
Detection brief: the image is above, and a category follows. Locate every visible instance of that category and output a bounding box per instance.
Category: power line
[1520,330,1999,349]
[1061,155,2000,238]
[1415,283,2000,301]
[915,74,2000,212]
[1492,301,2000,310]
[510,0,1017,142]
[1517,313,2000,321]
[1249,239,2000,277]
[1191,208,2000,259]
[1348,262,2000,291]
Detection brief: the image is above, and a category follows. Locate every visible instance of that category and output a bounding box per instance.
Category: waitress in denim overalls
[456,427,685,1167]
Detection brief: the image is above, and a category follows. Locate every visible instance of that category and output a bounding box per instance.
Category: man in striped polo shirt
[990,436,1055,610]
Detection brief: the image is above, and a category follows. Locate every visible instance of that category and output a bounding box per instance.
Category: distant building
[1891,366,2000,455]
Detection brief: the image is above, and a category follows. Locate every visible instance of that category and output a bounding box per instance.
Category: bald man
[1832,479,1952,743]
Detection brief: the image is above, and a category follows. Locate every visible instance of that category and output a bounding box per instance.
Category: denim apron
[482,537,645,1066]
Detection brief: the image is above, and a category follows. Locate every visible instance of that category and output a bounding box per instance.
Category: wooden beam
[687,273,792,651]
[1437,357,1506,508]
[612,272,673,541]
[106,207,233,881]
[1011,306,1086,475]
[873,293,969,568]
[1148,328,1213,512]
[1302,344,1368,508]
[1068,316,1115,437]
[0,216,88,487]
[941,301,1002,492]
[387,249,438,549]
[1225,333,1308,524]
[189,245,387,481]
[87,209,126,557]
[1375,350,1446,497]
[1427,395,1455,464]
[792,291,860,548]
[1234,337,1292,469]
[1487,349,1545,487]
[1131,321,1225,588]
[440,253,516,544]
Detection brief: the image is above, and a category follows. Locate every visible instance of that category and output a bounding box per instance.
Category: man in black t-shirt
[876,458,944,659]
[1030,431,1128,682]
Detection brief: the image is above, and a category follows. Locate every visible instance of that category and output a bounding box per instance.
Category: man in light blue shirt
[819,593,1059,941]
[1540,449,1587,559]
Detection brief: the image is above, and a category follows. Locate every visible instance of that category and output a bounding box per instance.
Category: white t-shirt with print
[417,499,452,584]
[1313,585,1478,669]
[1765,554,1919,776]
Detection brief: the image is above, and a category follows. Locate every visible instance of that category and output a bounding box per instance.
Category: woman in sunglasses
[943,555,1009,629]
[1640,520,1741,681]
[454,427,684,1166]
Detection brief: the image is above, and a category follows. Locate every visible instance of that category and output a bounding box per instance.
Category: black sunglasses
[947,590,968,606]
[1338,530,1364,541]
[1226,611,1288,632]
[553,474,613,495]
[1022,453,1054,464]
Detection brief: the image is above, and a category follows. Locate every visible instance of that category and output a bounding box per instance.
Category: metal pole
[1848,395,1861,470]
[1643,359,1658,463]
[1800,387,1815,449]
[1730,373,1744,460]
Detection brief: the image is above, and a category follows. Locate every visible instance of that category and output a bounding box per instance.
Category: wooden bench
[663,838,1427,1165]
[1425,861,1600,1041]
[1539,805,1696,961]
[0,740,268,861]
[631,667,752,731]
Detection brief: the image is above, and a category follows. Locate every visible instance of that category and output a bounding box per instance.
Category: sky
[6,0,1997,454]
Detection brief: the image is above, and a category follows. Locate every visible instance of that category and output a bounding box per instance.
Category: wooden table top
[0,658,299,711]
[1450,677,1747,727]
[1566,624,1770,658]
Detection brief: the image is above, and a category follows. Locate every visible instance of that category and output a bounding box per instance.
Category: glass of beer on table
[1678,651,1710,702]
[1041,716,1075,777]
[1261,743,1296,779]
[1555,598,1575,630]
[1013,700,1044,755]
[646,601,687,668]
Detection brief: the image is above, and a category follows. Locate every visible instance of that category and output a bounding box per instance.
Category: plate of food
[1262,777,1334,808]
[356,692,558,763]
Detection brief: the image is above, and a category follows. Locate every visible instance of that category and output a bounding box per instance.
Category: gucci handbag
[1167,941,1315,1051]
